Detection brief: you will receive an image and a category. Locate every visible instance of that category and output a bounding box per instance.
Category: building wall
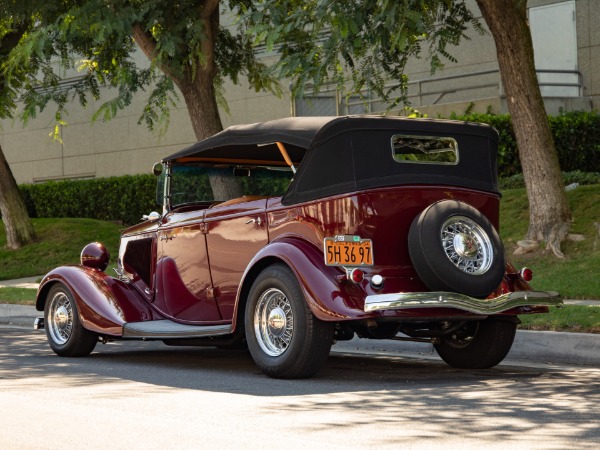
[414,0,600,114]
[1,0,598,185]
[0,55,292,185]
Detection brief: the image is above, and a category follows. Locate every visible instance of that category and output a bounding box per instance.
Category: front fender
[235,237,373,326]
[36,266,160,336]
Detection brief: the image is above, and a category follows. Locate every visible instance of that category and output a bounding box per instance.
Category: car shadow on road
[1,330,593,392]
[3,330,599,446]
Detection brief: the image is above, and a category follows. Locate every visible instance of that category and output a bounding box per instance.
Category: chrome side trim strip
[123,320,232,339]
[364,291,562,315]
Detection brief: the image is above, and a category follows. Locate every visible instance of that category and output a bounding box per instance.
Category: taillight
[520,267,533,282]
[350,268,364,283]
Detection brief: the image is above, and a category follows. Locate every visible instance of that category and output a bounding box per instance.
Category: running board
[122,320,233,339]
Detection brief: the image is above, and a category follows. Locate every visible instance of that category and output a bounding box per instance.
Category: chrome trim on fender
[364,291,562,315]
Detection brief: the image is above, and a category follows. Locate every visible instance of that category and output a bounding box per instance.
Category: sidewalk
[0,276,40,289]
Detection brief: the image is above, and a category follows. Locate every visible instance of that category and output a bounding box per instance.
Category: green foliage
[240,169,290,196]
[3,0,280,135]
[20,175,157,226]
[449,112,518,177]
[19,170,291,225]
[550,110,600,172]
[452,110,600,178]
[247,0,483,108]
[0,17,31,119]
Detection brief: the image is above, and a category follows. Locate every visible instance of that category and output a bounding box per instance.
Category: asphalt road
[1,327,599,449]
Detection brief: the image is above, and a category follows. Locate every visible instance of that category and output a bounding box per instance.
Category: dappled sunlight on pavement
[1,329,598,448]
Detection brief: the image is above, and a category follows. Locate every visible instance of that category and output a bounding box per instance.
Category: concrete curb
[0,304,39,327]
[2,303,600,367]
[333,330,600,367]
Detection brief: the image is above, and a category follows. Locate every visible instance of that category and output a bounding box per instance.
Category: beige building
[2,0,598,185]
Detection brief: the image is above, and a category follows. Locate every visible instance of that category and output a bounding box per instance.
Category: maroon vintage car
[34,116,561,378]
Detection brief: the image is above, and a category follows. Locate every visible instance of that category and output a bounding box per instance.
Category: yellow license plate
[324,236,374,266]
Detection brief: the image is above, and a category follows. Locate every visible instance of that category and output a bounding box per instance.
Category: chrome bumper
[364,291,562,315]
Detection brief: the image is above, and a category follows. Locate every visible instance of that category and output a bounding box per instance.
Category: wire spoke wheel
[44,284,97,357]
[254,288,294,357]
[441,215,493,275]
[245,264,334,379]
[47,291,75,345]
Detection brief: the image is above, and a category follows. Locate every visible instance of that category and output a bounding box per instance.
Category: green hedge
[20,175,157,226]
[18,171,291,226]
[16,110,600,223]
[450,110,600,177]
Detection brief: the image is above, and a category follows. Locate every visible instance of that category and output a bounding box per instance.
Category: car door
[153,209,223,323]
[204,197,269,321]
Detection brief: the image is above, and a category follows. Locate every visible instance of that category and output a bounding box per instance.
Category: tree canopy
[2,0,283,205]
[7,0,279,139]
[247,0,484,107]
[248,0,571,257]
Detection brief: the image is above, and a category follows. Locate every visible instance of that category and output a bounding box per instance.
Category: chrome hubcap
[47,292,74,345]
[267,307,287,337]
[254,288,293,357]
[54,306,69,329]
[441,216,493,275]
[453,233,479,258]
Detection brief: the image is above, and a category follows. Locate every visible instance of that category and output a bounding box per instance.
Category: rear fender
[233,237,372,329]
[36,266,160,336]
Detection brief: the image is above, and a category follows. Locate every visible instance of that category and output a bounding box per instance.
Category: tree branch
[201,0,220,19]
[1,23,28,54]
[131,23,178,81]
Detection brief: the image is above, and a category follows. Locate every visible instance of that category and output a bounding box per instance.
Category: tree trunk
[0,144,36,249]
[131,2,243,200]
[0,23,36,249]
[176,75,244,200]
[476,0,571,257]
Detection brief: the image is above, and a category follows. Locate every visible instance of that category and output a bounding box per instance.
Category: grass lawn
[0,287,37,305]
[519,305,600,333]
[0,218,121,280]
[500,185,600,299]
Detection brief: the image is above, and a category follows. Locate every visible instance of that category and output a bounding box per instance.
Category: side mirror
[152,162,164,177]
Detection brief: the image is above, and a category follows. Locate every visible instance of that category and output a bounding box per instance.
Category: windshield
[169,164,292,207]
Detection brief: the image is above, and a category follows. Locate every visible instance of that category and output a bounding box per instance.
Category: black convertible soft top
[164,115,500,204]
[164,116,335,166]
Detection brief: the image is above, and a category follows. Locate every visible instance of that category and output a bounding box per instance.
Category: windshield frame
[162,162,293,213]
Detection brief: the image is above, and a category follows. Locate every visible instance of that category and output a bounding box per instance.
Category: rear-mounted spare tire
[408,200,505,298]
